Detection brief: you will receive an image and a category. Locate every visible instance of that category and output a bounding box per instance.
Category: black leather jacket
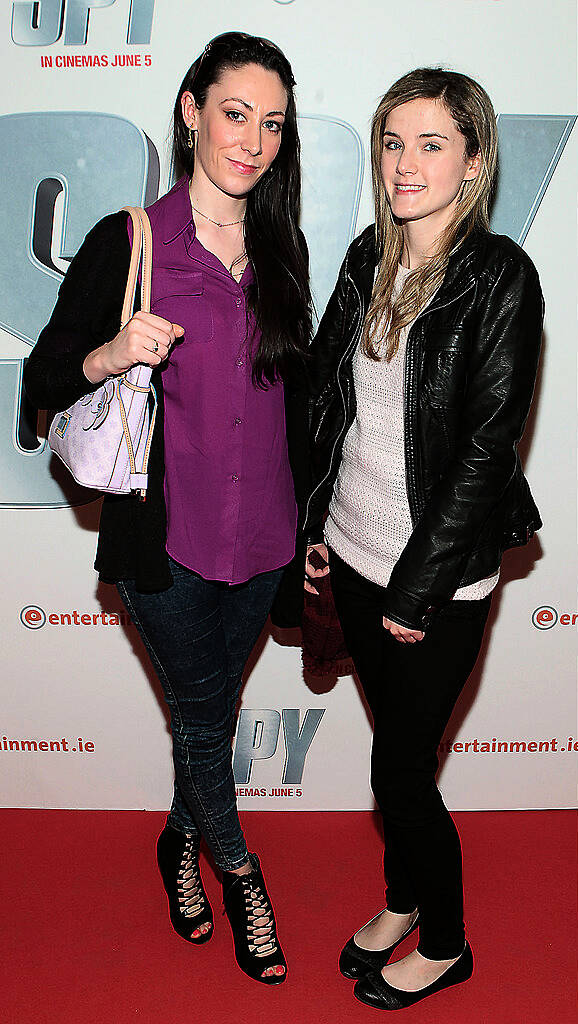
[304,225,544,631]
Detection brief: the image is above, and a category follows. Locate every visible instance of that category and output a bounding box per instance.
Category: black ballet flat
[353,942,474,1010]
[339,913,419,979]
[156,822,214,944]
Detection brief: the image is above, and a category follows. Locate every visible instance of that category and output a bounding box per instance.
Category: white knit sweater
[325,264,499,601]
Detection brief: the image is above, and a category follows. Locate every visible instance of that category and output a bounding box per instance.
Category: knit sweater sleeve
[23,211,131,411]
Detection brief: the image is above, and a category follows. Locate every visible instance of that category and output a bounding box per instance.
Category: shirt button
[231,473,239,483]
[236,358,244,367]
[235,297,242,307]
[234,417,242,426]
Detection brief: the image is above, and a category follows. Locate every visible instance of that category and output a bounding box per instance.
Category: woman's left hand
[304,543,330,595]
[383,617,424,643]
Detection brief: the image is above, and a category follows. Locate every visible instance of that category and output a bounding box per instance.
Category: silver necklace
[229,250,247,278]
[191,202,245,229]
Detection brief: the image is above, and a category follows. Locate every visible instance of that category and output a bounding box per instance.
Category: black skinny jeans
[329,549,491,960]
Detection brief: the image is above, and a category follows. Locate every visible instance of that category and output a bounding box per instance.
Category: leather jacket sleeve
[383,253,544,630]
[308,250,351,399]
[303,251,351,546]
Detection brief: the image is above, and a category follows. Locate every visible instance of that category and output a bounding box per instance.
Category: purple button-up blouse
[135,177,297,584]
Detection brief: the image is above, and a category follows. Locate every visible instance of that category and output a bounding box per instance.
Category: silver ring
[153,340,159,353]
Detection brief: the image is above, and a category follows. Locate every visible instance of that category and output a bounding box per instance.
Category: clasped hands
[305,543,424,643]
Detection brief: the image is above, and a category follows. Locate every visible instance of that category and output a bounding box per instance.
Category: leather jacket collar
[349,223,485,321]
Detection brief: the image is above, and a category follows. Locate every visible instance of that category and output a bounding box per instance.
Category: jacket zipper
[304,276,365,530]
[404,279,477,523]
[305,269,477,533]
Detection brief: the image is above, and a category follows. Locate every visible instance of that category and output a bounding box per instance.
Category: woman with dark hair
[305,68,543,1009]
[24,31,312,985]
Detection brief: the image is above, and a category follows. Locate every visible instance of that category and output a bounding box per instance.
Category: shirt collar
[162,175,196,244]
[160,174,253,287]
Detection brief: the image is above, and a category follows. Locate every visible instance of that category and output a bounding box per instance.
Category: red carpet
[2,809,575,1023]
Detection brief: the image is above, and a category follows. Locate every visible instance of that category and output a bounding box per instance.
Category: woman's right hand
[304,543,330,595]
[83,312,185,384]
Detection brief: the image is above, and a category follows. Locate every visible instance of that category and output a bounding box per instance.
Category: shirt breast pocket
[151,269,214,343]
[423,333,468,408]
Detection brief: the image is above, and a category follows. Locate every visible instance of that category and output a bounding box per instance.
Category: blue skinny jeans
[117,556,282,871]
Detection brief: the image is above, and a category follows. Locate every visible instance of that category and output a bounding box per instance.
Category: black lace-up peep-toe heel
[156,822,214,944]
[222,853,287,984]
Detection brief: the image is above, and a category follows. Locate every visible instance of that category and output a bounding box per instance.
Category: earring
[187,126,196,150]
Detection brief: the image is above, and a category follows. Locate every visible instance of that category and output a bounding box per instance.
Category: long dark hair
[173,31,312,386]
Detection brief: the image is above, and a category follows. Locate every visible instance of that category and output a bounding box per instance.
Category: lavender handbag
[48,206,157,499]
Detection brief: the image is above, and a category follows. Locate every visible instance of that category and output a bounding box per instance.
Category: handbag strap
[117,206,156,498]
[121,206,153,325]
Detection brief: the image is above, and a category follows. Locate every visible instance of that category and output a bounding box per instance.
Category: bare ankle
[227,859,252,877]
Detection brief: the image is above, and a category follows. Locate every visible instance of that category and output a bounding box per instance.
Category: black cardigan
[24,211,310,628]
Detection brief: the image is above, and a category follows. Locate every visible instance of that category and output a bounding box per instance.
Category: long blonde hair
[363,68,498,361]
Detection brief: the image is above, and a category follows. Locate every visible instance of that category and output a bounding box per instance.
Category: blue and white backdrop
[1,0,576,811]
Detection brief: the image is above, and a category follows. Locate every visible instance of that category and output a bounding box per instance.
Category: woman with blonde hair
[305,68,543,1009]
